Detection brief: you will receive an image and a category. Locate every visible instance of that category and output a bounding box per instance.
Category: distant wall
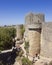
[16,24,23,40]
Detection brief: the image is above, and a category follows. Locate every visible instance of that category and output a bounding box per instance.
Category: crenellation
[35,13,45,22]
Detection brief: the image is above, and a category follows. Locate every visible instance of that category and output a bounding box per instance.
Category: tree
[0,27,16,51]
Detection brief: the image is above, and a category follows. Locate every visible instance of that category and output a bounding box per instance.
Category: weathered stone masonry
[17,12,52,58]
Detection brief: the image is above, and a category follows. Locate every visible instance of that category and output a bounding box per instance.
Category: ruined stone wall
[40,22,52,58]
[25,13,45,25]
[28,24,41,57]
[25,13,44,42]
[35,14,45,22]
[16,24,23,40]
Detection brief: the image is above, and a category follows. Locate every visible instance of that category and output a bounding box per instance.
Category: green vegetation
[0,27,16,51]
[18,49,24,57]
[22,57,32,65]
[24,41,29,58]
[16,48,24,57]
[21,25,25,36]
[24,41,29,53]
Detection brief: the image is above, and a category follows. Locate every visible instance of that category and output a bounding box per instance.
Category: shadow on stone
[0,49,17,65]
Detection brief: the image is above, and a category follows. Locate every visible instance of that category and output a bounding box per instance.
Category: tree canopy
[0,27,16,51]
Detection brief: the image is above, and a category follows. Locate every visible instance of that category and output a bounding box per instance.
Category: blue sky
[0,0,52,26]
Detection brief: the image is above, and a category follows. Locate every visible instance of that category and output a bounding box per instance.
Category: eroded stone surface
[41,23,52,58]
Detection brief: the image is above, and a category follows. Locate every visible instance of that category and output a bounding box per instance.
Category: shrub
[24,41,29,53]
[16,48,24,57]
[19,49,24,57]
[22,57,32,65]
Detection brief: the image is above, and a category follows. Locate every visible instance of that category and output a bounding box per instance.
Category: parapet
[25,12,45,26]
[35,13,45,22]
[28,23,41,30]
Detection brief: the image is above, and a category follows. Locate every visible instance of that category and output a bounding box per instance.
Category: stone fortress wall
[24,13,44,57]
[28,25,41,57]
[24,13,44,42]
[16,12,52,58]
[40,22,52,58]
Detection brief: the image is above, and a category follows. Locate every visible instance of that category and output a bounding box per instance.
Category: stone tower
[25,13,45,57]
[25,13,44,42]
